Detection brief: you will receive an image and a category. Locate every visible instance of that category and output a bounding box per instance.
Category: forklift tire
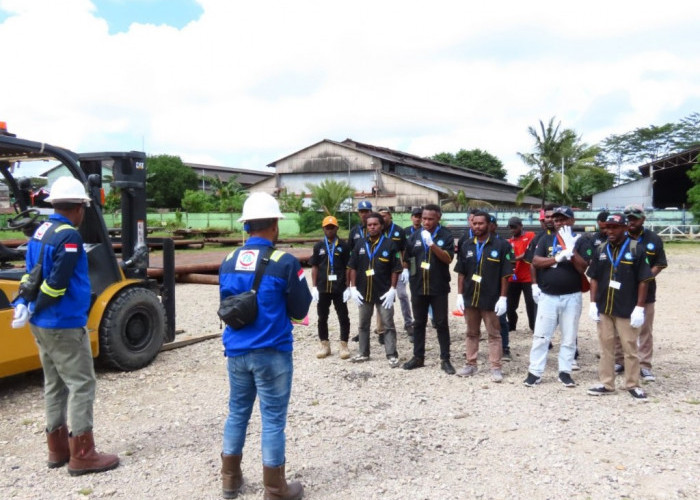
[98,287,166,371]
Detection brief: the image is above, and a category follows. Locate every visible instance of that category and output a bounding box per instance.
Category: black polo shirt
[404,226,454,296]
[384,222,407,252]
[309,237,351,294]
[586,230,607,248]
[587,238,653,318]
[347,235,402,304]
[348,224,366,249]
[629,227,667,303]
[454,236,513,310]
[404,225,421,239]
[524,229,551,264]
[534,233,589,295]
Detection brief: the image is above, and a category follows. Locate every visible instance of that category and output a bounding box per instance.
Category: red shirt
[508,231,535,283]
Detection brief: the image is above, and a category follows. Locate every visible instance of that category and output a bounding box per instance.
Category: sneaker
[351,354,369,363]
[640,368,656,382]
[523,372,541,387]
[388,357,399,368]
[456,365,478,377]
[491,369,503,383]
[614,363,624,374]
[571,359,580,371]
[628,387,648,400]
[587,384,615,396]
[351,335,360,343]
[502,349,512,362]
[441,359,456,375]
[558,372,576,388]
[402,357,424,370]
[378,333,385,345]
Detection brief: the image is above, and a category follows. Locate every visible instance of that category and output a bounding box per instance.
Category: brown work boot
[67,431,119,476]
[46,425,70,468]
[338,341,351,360]
[315,340,331,359]
[263,464,304,500]
[221,453,243,498]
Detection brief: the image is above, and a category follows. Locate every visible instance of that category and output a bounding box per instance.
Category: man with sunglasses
[613,205,667,382]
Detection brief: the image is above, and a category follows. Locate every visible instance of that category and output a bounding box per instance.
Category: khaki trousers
[30,325,96,434]
[464,307,502,369]
[598,314,641,390]
[614,302,655,369]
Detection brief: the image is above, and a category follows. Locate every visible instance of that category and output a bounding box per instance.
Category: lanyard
[552,234,561,255]
[627,230,643,244]
[365,235,385,265]
[606,238,630,276]
[324,237,336,269]
[386,222,395,238]
[422,225,440,259]
[474,236,489,263]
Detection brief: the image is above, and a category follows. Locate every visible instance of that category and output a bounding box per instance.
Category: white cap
[45,176,91,205]
[238,192,285,222]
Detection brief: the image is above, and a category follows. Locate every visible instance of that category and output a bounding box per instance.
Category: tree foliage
[305,179,355,216]
[147,155,199,209]
[431,148,507,180]
[440,188,493,211]
[182,189,216,212]
[687,160,700,221]
[278,188,306,213]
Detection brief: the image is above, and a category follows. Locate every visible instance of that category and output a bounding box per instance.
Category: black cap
[411,207,423,216]
[552,206,574,218]
[605,213,628,225]
[596,210,610,222]
[508,216,522,227]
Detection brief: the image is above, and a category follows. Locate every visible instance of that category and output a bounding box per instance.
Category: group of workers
[10,178,666,500]
[309,200,666,402]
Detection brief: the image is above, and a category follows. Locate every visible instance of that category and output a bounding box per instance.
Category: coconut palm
[305,179,355,216]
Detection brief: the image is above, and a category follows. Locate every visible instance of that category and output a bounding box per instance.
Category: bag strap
[35,222,58,269]
[251,247,273,293]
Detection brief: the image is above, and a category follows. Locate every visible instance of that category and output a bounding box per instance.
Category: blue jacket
[219,237,312,357]
[15,214,91,329]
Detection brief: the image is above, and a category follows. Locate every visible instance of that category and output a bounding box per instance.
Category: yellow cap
[322,215,338,227]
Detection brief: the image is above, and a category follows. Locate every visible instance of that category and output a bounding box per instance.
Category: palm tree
[440,188,493,211]
[516,117,566,207]
[305,179,355,216]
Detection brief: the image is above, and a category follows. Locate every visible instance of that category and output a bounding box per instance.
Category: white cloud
[1,0,699,183]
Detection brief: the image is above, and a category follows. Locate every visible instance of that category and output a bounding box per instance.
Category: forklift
[0,122,176,378]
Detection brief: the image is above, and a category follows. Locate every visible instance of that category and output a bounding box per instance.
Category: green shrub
[299,211,325,233]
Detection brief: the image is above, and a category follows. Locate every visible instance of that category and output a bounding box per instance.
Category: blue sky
[0,0,698,183]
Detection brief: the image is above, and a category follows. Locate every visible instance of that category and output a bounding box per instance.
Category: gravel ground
[1,244,699,500]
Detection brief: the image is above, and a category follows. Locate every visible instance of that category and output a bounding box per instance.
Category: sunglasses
[624,209,643,217]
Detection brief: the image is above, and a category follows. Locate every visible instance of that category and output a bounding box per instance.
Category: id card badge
[472,274,482,283]
[609,280,621,290]
[420,262,431,270]
[328,274,338,281]
[365,269,375,277]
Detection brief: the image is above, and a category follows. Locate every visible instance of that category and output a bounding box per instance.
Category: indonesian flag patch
[65,243,78,253]
[297,268,305,281]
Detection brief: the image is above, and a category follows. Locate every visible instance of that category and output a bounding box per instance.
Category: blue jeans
[527,292,582,376]
[223,349,293,467]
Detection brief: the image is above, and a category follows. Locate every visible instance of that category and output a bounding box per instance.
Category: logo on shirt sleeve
[297,268,305,281]
[647,243,655,250]
[65,243,78,253]
[235,249,259,271]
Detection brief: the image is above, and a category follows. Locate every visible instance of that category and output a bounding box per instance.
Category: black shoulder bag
[218,247,272,329]
[18,223,57,302]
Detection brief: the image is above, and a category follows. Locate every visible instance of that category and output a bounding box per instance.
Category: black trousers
[411,293,451,360]
[317,292,350,342]
[506,281,535,331]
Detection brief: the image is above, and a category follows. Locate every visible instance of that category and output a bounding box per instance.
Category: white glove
[456,294,465,313]
[494,296,507,316]
[555,248,574,262]
[630,306,645,328]
[588,303,600,322]
[311,287,319,302]
[558,225,581,250]
[12,303,29,329]
[350,286,364,306]
[400,268,410,284]
[342,287,351,303]
[531,284,541,304]
[380,287,396,309]
[421,229,434,247]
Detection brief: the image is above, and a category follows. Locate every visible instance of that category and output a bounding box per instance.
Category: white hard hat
[238,192,285,222]
[45,176,91,205]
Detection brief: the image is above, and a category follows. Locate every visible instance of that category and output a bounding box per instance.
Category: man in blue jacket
[219,192,312,500]
[12,176,119,476]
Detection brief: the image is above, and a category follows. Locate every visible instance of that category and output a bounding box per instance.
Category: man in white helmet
[219,192,312,500]
[11,176,119,476]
